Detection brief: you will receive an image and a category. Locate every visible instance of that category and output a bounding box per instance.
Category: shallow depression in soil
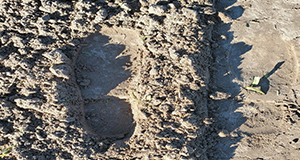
[75,28,143,138]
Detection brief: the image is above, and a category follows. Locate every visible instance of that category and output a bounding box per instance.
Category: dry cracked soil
[0,0,300,160]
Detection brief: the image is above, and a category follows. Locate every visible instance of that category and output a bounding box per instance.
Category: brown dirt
[1,0,300,159]
[0,0,214,159]
[210,0,300,159]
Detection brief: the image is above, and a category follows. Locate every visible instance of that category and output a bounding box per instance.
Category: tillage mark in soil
[75,33,134,138]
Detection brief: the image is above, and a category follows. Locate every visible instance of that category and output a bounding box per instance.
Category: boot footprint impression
[75,27,143,138]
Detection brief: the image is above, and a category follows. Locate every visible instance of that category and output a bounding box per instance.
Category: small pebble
[218,130,229,137]
[94,8,108,23]
[49,64,72,79]
[203,118,214,125]
[42,15,50,21]
[149,4,166,16]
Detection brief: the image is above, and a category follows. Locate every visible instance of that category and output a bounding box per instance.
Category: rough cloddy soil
[0,0,216,159]
[210,0,300,159]
[2,0,299,159]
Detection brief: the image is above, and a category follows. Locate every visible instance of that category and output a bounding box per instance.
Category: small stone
[168,3,176,10]
[39,6,54,13]
[68,39,80,46]
[182,7,198,20]
[29,38,47,49]
[35,133,46,141]
[22,0,32,3]
[48,19,56,23]
[176,75,190,84]
[218,130,229,137]
[152,98,162,106]
[19,88,36,97]
[218,12,232,23]
[59,123,67,128]
[165,144,173,150]
[94,8,108,23]
[204,1,213,6]
[159,104,169,112]
[179,146,190,156]
[190,83,201,90]
[209,91,231,100]
[18,48,27,55]
[60,117,75,123]
[179,56,192,66]
[42,15,50,21]
[14,98,42,110]
[49,64,72,79]
[169,47,179,60]
[204,7,216,15]
[120,3,131,11]
[0,34,10,44]
[43,50,72,65]
[148,4,166,16]
[170,52,179,60]
[12,36,26,48]
[230,132,239,138]
[149,68,159,76]
[47,134,57,140]
[203,118,214,125]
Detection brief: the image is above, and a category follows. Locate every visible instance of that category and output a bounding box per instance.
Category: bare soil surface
[211,0,300,159]
[0,0,214,159]
[1,0,300,159]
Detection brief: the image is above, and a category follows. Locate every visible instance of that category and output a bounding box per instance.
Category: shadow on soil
[34,32,136,159]
[209,0,252,159]
[75,33,135,139]
[258,61,285,94]
[0,0,139,159]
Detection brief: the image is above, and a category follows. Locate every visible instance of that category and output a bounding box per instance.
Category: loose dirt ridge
[0,0,215,159]
[1,0,300,159]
